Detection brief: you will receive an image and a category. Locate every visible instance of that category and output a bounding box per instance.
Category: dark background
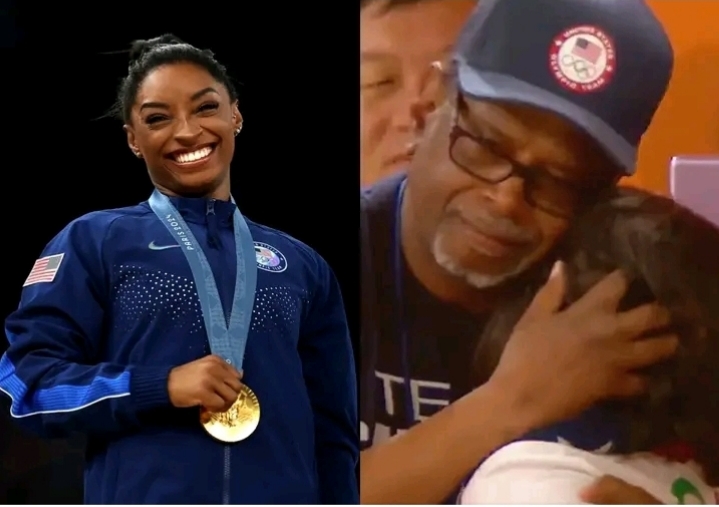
[1,3,357,503]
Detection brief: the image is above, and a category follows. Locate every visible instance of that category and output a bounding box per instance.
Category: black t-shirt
[360,174,486,449]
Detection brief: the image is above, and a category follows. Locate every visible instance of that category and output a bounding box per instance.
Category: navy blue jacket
[0,196,358,504]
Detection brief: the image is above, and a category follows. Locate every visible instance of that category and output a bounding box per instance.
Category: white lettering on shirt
[364,370,451,446]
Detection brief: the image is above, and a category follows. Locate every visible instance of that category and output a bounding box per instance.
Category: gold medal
[200,384,260,442]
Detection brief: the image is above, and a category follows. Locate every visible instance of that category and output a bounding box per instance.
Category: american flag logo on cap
[23,253,64,287]
[549,25,616,93]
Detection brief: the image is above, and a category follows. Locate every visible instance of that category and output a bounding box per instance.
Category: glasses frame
[447,98,589,219]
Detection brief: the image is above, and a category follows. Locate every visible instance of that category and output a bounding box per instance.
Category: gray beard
[431,234,533,290]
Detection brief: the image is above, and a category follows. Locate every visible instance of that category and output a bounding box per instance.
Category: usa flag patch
[23,254,64,287]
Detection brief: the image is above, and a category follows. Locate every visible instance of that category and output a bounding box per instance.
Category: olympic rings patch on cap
[549,25,616,93]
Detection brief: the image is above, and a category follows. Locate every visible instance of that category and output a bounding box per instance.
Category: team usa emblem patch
[549,25,616,93]
[254,242,287,273]
[23,253,64,287]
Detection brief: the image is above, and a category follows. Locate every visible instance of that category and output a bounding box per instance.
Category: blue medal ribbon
[148,190,257,370]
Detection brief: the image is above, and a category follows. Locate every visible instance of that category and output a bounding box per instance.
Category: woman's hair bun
[128,34,185,66]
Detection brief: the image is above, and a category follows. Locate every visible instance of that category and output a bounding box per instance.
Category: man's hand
[167,355,243,412]
[488,261,679,427]
[581,476,662,504]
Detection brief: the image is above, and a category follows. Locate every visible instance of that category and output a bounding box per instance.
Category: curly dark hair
[473,186,719,484]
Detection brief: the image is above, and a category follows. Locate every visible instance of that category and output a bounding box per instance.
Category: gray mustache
[459,211,536,243]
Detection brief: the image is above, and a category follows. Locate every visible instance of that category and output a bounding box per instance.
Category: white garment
[459,441,716,505]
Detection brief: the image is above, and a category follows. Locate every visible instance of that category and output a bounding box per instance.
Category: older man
[361,0,677,503]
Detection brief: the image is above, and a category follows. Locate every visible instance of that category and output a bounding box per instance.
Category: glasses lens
[450,134,513,182]
[529,175,581,217]
[450,131,581,218]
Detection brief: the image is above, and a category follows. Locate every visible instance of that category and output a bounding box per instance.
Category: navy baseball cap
[453,0,674,174]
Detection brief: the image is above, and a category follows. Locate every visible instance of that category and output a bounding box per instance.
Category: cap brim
[456,60,636,175]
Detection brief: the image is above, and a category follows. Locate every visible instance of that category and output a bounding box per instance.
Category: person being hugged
[462,188,719,504]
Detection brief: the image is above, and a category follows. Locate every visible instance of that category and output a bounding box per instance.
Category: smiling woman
[115,35,242,199]
[0,33,357,505]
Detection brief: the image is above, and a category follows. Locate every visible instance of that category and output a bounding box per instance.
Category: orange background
[624,1,719,194]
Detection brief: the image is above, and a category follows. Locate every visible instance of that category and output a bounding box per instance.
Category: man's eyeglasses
[448,117,588,219]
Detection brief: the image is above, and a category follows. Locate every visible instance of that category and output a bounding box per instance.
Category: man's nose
[482,177,531,220]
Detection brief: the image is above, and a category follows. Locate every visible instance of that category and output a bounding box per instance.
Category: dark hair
[473,186,719,483]
[111,34,237,123]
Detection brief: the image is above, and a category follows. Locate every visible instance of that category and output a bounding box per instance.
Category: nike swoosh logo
[148,241,181,251]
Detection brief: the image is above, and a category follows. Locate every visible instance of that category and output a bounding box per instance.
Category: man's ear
[413,100,450,150]
[410,58,457,149]
[428,59,452,106]
[408,60,449,144]
[124,124,142,158]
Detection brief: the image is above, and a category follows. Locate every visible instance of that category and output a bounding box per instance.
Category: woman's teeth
[174,146,213,164]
